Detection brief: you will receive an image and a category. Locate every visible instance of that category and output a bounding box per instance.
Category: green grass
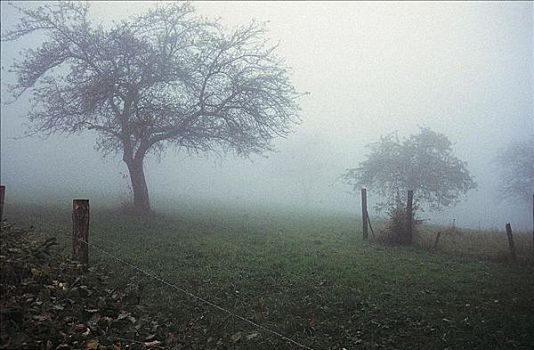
[4,199,534,349]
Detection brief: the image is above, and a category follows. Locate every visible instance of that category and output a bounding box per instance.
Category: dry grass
[415,226,533,263]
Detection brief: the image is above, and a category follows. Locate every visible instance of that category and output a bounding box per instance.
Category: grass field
[3,199,534,349]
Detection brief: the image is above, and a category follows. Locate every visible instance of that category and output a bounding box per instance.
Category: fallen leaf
[246,332,259,341]
[85,339,99,350]
[308,312,316,329]
[31,268,42,278]
[82,327,91,337]
[117,311,130,320]
[231,331,242,343]
[75,324,87,332]
[144,340,162,348]
[33,315,49,322]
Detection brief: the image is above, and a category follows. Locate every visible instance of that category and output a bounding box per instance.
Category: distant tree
[2,2,301,214]
[342,127,476,212]
[497,137,534,203]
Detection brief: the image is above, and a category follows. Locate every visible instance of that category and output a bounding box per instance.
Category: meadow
[4,198,534,349]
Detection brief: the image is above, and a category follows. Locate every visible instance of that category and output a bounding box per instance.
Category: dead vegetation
[415,226,533,263]
[0,222,180,349]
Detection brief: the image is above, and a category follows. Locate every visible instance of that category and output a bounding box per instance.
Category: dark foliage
[0,222,179,349]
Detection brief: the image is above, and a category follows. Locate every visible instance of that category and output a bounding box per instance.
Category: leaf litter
[0,223,182,349]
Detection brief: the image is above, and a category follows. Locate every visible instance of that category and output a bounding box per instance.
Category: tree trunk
[406,190,414,244]
[125,157,151,215]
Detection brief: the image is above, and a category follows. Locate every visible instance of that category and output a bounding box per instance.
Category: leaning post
[406,190,414,244]
[505,223,516,262]
[361,188,368,240]
[0,185,5,222]
[72,199,90,268]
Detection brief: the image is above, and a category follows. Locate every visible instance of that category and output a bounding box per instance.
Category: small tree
[343,127,476,214]
[497,137,534,203]
[3,2,301,214]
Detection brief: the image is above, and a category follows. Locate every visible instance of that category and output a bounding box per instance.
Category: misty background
[1,1,532,230]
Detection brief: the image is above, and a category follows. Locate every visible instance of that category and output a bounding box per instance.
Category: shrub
[377,205,416,244]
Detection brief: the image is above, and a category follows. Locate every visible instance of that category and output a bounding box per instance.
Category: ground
[2,200,534,349]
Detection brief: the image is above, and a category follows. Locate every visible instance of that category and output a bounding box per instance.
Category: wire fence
[65,232,317,350]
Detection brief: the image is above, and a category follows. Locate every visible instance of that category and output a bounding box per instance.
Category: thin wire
[78,238,317,350]
[55,228,142,262]
[367,211,376,239]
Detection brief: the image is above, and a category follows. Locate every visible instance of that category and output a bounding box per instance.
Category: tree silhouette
[498,137,534,203]
[342,127,476,212]
[3,2,301,214]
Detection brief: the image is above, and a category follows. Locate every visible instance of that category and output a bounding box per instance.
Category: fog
[1,1,532,230]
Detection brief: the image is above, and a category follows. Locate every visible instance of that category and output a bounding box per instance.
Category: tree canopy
[342,127,476,211]
[3,1,302,213]
[497,137,534,203]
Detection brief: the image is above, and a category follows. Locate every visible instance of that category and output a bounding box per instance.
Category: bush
[0,222,175,349]
[377,205,416,244]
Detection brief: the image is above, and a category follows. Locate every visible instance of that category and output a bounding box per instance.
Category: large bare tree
[3,2,301,214]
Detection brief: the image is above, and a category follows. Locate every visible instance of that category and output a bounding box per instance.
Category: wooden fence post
[406,190,414,244]
[361,188,368,240]
[0,185,5,222]
[72,199,90,268]
[433,231,441,249]
[505,223,516,262]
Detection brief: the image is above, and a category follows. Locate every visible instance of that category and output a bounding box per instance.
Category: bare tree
[2,2,301,214]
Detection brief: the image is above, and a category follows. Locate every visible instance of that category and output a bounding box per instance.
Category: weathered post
[505,223,516,262]
[0,185,5,222]
[72,199,90,268]
[361,188,368,240]
[406,190,414,244]
[433,231,442,249]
